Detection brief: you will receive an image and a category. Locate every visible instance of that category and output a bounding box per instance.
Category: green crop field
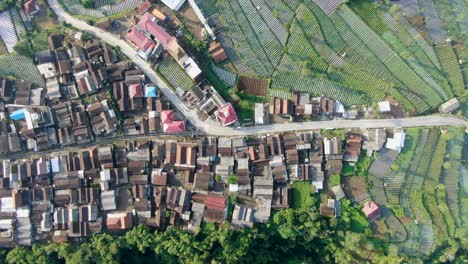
[156,57,195,91]
[365,127,465,258]
[0,54,45,86]
[200,0,465,114]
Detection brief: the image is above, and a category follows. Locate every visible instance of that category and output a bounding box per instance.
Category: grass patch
[342,162,354,176]
[232,91,268,122]
[32,4,58,31]
[291,181,314,209]
[355,152,374,176]
[393,128,419,169]
[328,174,341,187]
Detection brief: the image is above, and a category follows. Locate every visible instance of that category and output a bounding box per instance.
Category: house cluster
[19,0,40,31]
[0,33,188,155]
[125,10,237,127]
[256,92,357,125]
[320,127,407,221]
[181,82,238,126]
[0,123,408,245]
[126,12,201,81]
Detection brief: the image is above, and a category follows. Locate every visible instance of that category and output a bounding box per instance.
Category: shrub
[13,40,33,59]
[227,175,238,184]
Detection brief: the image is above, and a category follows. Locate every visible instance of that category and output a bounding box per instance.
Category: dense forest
[1,203,467,263]
[0,206,429,264]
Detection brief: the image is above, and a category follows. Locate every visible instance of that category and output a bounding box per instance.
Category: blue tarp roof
[10,109,26,121]
[145,86,157,97]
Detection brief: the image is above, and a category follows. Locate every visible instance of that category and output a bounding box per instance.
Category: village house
[343,134,362,164]
[362,201,380,220]
[439,98,460,114]
[386,129,406,153]
[133,13,202,80]
[203,194,228,223]
[362,128,386,156]
[231,205,254,228]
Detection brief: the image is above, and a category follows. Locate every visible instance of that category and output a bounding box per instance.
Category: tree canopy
[0,0,20,12]
[0,206,415,264]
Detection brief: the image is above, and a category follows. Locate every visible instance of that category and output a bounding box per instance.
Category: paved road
[47,0,467,137]
[233,115,467,135]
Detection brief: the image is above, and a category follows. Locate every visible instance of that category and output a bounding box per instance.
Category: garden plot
[419,0,446,45]
[0,11,18,53]
[435,43,465,97]
[441,129,464,226]
[342,176,369,204]
[217,0,272,77]
[62,0,142,18]
[268,88,291,99]
[419,224,434,256]
[271,71,368,106]
[0,55,45,86]
[263,0,295,26]
[10,8,25,38]
[211,64,237,87]
[312,0,343,15]
[251,0,289,46]
[157,57,195,91]
[399,223,420,257]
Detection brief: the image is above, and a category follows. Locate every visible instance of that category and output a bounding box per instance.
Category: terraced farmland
[370,127,465,258]
[203,0,464,114]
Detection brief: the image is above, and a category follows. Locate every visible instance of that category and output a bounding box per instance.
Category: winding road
[47,0,467,137]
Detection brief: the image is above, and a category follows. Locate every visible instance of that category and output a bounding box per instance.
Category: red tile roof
[362,201,380,219]
[126,27,155,52]
[137,13,175,47]
[160,110,175,124]
[216,103,238,126]
[204,195,226,211]
[107,212,132,230]
[137,1,150,14]
[129,83,143,98]
[163,121,185,133]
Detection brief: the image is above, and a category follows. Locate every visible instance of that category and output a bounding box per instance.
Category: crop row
[218,0,273,77]
[271,71,368,106]
[0,55,45,86]
[435,44,465,97]
[156,57,194,91]
[422,135,449,247]
[441,128,464,227]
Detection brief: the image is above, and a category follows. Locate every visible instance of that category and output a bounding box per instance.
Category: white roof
[334,101,345,114]
[378,101,391,112]
[179,56,202,79]
[16,207,30,217]
[51,157,60,173]
[0,197,14,213]
[255,103,265,124]
[161,0,186,10]
[386,131,406,152]
[229,184,239,192]
[312,181,323,193]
